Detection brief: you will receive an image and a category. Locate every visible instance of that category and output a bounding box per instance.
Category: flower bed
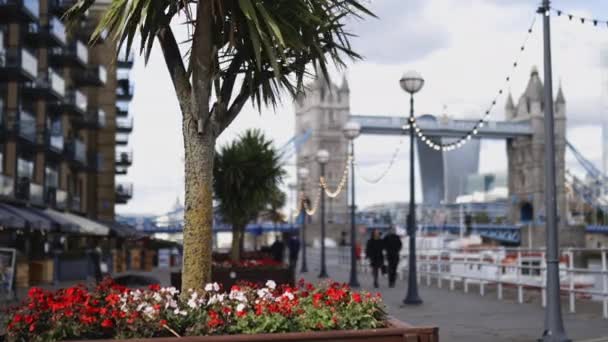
[2,279,412,342]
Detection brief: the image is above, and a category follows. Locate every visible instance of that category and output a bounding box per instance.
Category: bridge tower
[295,74,350,245]
[506,66,578,247]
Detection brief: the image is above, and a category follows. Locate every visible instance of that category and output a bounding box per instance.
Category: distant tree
[213,129,284,261]
[67,0,374,290]
[262,187,287,225]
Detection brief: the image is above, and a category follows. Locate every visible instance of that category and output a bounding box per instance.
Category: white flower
[282,291,295,301]
[236,303,246,312]
[208,294,225,305]
[187,298,199,309]
[204,283,213,291]
[213,282,220,292]
[173,308,187,316]
[143,305,156,318]
[265,280,276,290]
[153,293,163,302]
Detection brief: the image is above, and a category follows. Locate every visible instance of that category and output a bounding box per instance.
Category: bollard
[568,249,575,314]
[517,250,523,304]
[602,250,607,319]
[426,255,431,286]
[541,252,547,308]
[449,253,455,291]
[437,254,442,288]
[464,255,469,293]
[497,256,503,300]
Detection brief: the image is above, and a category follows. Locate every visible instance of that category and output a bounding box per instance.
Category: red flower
[29,323,36,332]
[149,284,161,291]
[352,293,362,303]
[159,319,168,327]
[101,319,114,328]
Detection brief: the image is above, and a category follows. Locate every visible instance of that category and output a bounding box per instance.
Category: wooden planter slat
[70,319,438,342]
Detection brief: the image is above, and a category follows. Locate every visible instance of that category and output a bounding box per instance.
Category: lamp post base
[403,292,423,305]
[540,332,571,342]
[318,271,329,278]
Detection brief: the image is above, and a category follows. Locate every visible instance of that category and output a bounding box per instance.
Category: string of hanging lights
[412,14,538,152]
[355,136,406,184]
[319,156,352,198]
[549,7,608,27]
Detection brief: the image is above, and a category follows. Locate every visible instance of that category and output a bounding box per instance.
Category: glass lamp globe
[316,149,330,164]
[343,121,361,140]
[399,70,425,94]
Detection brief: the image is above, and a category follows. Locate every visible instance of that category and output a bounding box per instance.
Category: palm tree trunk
[181,126,215,291]
[231,225,244,262]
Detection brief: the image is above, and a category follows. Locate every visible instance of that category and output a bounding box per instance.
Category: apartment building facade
[0,0,134,221]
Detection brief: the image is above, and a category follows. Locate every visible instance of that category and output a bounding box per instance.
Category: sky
[117,0,608,217]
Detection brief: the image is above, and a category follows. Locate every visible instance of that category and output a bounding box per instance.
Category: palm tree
[214,129,284,261]
[66,0,373,290]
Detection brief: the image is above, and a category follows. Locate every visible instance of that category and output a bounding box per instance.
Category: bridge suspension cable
[549,7,608,27]
[412,14,539,152]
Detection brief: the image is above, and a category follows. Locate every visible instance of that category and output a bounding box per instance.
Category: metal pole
[349,140,360,287]
[404,93,422,305]
[540,1,569,340]
[300,195,308,273]
[319,162,328,278]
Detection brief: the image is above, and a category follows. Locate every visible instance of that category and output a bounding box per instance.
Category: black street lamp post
[317,149,330,278]
[298,167,310,273]
[400,70,424,305]
[539,1,569,340]
[343,121,361,288]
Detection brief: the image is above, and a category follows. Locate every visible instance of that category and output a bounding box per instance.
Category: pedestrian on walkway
[365,229,385,288]
[383,226,402,288]
[287,233,300,272]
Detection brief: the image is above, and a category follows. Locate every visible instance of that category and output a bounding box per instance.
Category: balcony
[0,0,39,22]
[61,89,87,115]
[75,108,105,129]
[68,193,81,212]
[0,174,14,198]
[116,117,133,133]
[115,133,129,145]
[115,166,128,175]
[73,65,107,86]
[66,138,87,166]
[117,50,134,68]
[26,17,67,47]
[115,182,133,204]
[115,150,132,167]
[50,40,88,68]
[23,69,66,100]
[116,78,134,100]
[116,104,129,117]
[17,110,36,143]
[15,178,44,205]
[77,19,108,43]
[0,48,38,81]
[46,131,64,154]
[56,189,67,209]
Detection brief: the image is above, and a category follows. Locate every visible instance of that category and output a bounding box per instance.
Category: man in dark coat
[287,234,300,272]
[270,236,285,263]
[383,226,403,287]
[365,229,385,288]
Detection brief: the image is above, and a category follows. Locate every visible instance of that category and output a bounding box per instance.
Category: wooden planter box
[71,319,438,342]
[29,259,54,284]
[171,266,294,290]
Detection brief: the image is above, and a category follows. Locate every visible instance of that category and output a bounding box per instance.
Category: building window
[45,166,59,189]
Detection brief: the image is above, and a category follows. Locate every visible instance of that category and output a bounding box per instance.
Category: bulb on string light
[473,128,478,135]
[467,135,472,141]
[580,18,585,24]
[594,20,598,26]
[479,122,485,128]
[557,10,562,16]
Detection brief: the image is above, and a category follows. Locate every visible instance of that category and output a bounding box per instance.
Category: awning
[107,221,145,239]
[0,203,53,232]
[0,205,26,230]
[21,207,80,234]
[44,209,110,236]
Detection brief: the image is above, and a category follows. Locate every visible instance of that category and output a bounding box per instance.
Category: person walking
[365,229,385,288]
[383,226,403,288]
[287,233,300,272]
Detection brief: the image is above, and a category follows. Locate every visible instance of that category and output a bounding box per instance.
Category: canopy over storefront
[44,209,110,236]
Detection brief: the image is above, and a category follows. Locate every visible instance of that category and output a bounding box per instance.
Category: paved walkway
[303,248,608,342]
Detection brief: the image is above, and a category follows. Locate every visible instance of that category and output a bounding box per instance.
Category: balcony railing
[56,189,67,209]
[74,65,107,86]
[117,49,134,68]
[0,0,39,21]
[0,48,38,81]
[116,78,134,100]
[115,133,129,145]
[18,110,36,142]
[27,16,66,46]
[30,182,43,205]
[48,132,64,152]
[50,40,88,67]
[66,138,87,165]
[15,178,43,205]
[25,69,65,99]
[116,103,129,117]
[0,174,14,197]
[116,117,133,133]
[115,150,132,166]
[115,183,133,204]
[64,89,87,114]
[69,194,81,212]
